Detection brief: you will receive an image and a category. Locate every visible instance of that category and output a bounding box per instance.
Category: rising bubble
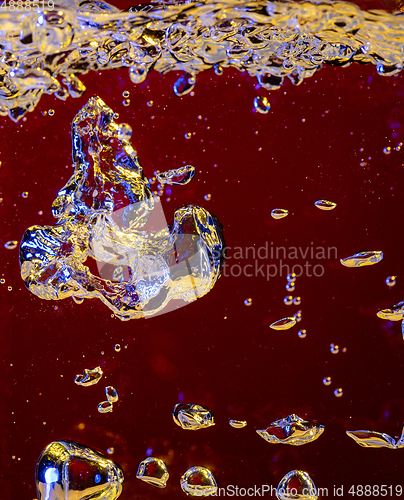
[323,376,332,386]
[330,343,339,354]
[180,466,218,496]
[98,401,114,413]
[314,199,337,210]
[22,191,29,198]
[156,165,195,186]
[105,386,119,403]
[298,329,307,338]
[173,403,215,430]
[173,74,195,97]
[276,470,318,500]
[244,298,252,306]
[114,344,121,352]
[376,301,404,321]
[117,123,132,141]
[340,250,383,267]
[271,208,288,219]
[4,240,18,250]
[293,296,301,305]
[136,457,169,488]
[284,296,293,305]
[35,440,124,500]
[334,388,343,397]
[270,317,297,330]
[286,282,295,292]
[74,366,103,387]
[385,276,396,287]
[254,96,271,114]
[257,414,324,446]
[229,420,247,428]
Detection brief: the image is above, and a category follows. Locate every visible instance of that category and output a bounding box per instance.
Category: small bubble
[38,210,43,215]
[323,376,332,386]
[214,64,223,75]
[147,100,153,107]
[98,401,113,413]
[114,344,121,352]
[244,298,252,306]
[386,276,396,287]
[0,279,5,284]
[298,329,307,338]
[113,113,119,119]
[271,208,288,219]
[287,273,296,282]
[294,310,302,322]
[293,296,301,305]
[204,194,212,201]
[4,240,18,250]
[105,386,119,403]
[72,296,84,305]
[7,286,12,291]
[22,192,29,198]
[185,132,192,139]
[117,123,132,141]
[284,295,293,305]
[107,447,115,454]
[286,282,295,292]
[122,90,130,98]
[334,388,343,397]
[48,109,55,116]
[342,347,347,353]
[383,146,392,155]
[330,343,339,354]
[122,99,130,107]
[253,96,271,114]
[314,199,337,210]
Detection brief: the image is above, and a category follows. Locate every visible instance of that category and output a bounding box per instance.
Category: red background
[1,1,404,497]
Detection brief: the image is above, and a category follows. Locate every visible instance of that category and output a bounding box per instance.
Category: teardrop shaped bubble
[98,401,114,413]
[270,317,297,330]
[173,74,195,97]
[276,470,318,500]
[376,301,404,321]
[136,457,169,488]
[271,208,288,219]
[156,165,195,185]
[340,250,383,268]
[254,96,271,114]
[74,366,103,387]
[35,440,124,500]
[385,275,396,287]
[105,386,119,403]
[229,420,247,428]
[4,240,18,250]
[173,403,215,430]
[314,199,337,210]
[180,466,218,496]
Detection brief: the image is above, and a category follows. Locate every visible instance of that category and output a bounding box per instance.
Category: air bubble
[204,194,212,201]
[117,123,132,141]
[147,100,153,107]
[287,273,296,282]
[244,298,252,306]
[340,250,383,268]
[330,343,339,354]
[173,74,195,97]
[323,376,332,386]
[136,457,169,488]
[229,420,247,428]
[122,91,130,98]
[98,401,113,413]
[293,296,301,305]
[122,99,130,107]
[284,296,293,305]
[48,109,55,116]
[105,386,119,403]
[7,286,12,291]
[173,403,215,431]
[22,192,29,198]
[334,388,343,397]
[185,132,192,139]
[298,329,306,338]
[314,199,337,210]
[180,466,217,496]
[276,470,318,500]
[286,282,295,292]
[254,96,271,114]
[270,317,296,330]
[107,447,115,454]
[383,146,392,154]
[4,240,18,250]
[114,344,121,352]
[75,366,103,387]
[271,208,288,219]
[386,276,396,287]
[294,310,302,322]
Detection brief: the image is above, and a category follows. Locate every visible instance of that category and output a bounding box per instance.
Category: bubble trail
[340,250,383,267]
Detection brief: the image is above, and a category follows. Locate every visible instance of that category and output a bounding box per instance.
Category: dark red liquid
[2,5,404,497]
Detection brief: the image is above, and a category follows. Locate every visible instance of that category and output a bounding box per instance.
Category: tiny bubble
[323,376,332,386]
[298,329,306,338]
[147,100,153,107]
[185,132,192,139]
[48,109,55,116]
[204,194,212,201]
[22,192,29,198]
[122,90,130,98]
[334,388,343,397]
[244,298,252,306]
[114,344,121,352]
